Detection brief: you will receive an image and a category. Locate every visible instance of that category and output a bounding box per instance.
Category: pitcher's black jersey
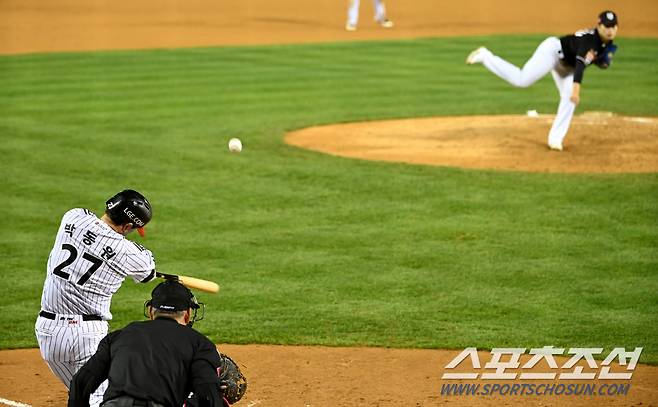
[560,28,615,83]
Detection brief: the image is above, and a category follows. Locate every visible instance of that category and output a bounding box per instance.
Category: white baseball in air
[228,138,242,153]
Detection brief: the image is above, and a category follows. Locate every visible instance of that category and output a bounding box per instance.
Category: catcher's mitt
[218,353,247,406]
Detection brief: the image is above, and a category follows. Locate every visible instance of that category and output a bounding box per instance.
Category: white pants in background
[35,315,109,407]
[347,0,387,26]
[480,37,576,146]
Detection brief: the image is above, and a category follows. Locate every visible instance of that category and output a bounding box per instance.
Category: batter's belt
[39,310,102,321]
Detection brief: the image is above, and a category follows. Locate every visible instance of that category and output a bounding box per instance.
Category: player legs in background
[373,0,393,27]
[346,0,359,30]
[346,0,393,31]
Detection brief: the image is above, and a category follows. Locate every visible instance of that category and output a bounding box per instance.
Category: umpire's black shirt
[68,317,223,407]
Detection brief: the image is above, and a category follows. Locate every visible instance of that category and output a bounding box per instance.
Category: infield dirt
[2,346,658,407]
[0,0,657,405]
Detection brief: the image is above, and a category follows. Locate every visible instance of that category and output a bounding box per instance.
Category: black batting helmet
[105,189,152,229]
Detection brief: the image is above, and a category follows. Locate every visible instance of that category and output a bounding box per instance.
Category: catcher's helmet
[105,189,152,228]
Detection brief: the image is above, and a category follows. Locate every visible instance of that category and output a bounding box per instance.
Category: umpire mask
[144,280,205,327]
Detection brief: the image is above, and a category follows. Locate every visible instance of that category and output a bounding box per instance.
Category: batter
[35,189,156,407]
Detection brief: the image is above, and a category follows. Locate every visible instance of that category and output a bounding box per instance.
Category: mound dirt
[286,113,658,173]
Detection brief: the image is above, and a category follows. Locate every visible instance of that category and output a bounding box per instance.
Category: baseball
[228,138,242,153]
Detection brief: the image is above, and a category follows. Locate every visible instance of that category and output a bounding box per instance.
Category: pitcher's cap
[599,10,618,27]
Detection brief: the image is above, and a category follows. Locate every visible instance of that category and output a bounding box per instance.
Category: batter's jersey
[40,208,156,320]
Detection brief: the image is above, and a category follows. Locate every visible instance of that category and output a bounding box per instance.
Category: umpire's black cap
[599,10,618,27]
[148,280,200,312]
[105,189,152,234]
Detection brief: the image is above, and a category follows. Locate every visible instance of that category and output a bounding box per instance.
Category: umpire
[68,280,223,407]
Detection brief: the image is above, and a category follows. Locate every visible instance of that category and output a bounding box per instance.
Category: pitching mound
[286,113,658,173]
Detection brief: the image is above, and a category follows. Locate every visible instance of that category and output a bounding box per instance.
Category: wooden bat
[156,272,220,294]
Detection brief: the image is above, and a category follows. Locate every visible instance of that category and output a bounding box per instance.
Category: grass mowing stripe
[1,36,657,363]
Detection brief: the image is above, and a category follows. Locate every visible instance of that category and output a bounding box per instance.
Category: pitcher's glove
[218,354,247,406]
[596,43,617,69]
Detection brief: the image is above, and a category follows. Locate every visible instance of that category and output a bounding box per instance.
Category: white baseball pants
[35,315,109,407]
[479,37,576,146]
[347,0,387,26]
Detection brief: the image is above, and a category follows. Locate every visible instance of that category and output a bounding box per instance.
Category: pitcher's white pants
[480,37,576,146]
[347,0,387,26]
[35,315,109,407]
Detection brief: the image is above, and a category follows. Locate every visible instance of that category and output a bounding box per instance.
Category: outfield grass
[1,36,657,362]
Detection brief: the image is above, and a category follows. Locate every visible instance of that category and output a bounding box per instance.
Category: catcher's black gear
[218,354,247,406]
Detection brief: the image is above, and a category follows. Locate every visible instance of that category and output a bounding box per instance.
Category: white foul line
[0,398,32,407]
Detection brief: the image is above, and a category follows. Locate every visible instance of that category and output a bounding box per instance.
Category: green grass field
[1,35,657,363]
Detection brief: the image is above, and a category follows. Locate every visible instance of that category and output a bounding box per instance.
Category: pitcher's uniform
[466,11,618,149]
[36,208,156,406]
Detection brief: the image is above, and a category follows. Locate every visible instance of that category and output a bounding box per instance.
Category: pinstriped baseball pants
[35,315,109,407]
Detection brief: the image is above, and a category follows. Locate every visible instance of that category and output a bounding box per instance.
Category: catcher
[68,280,247,407]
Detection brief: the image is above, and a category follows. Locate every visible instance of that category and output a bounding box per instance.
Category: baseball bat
[156,272,220,294]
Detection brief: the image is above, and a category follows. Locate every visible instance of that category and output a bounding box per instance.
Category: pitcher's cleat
[548,142,563,151]
[466,46,487,65]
